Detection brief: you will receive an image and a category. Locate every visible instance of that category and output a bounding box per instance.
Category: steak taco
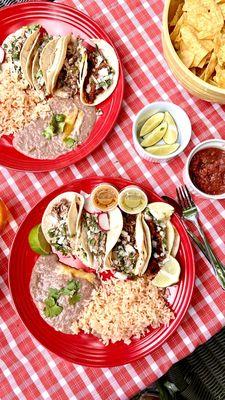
[105,213,151,276]
[80,39,119,106]
[2,24,40,81]
[41,192,84,255]
[74,199,123,271]
[143,202,180,272]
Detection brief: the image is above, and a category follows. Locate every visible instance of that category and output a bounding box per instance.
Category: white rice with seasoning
[0,64,50,137]
[72,276,174,345]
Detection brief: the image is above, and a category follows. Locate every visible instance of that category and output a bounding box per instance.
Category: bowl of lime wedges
[132,102,192,163]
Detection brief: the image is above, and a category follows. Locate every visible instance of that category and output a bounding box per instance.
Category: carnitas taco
[41,192,84,255]
[2,24,40,81]
[143,202,180,272]
[80,39,119,106]
[105,213,151,276]
[73,196,123,271]
[54,36,86,98]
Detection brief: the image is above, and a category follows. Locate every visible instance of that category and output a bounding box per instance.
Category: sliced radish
[80,190,89,199]
[98,213,110,231]
[84,195,101,214]
[0,47,5,64]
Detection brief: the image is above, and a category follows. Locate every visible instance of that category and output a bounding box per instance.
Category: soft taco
[39,34,71,95]
[2,24,40,81]
[105,213,152,276]
[80,39,119,106]
[31,33,54,96]
[73,196,123,271]
[54,36,86,98]
[143,202,180,271]
[41,192,84,255]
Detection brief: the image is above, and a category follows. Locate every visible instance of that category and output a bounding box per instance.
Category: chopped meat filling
[111,214,138,275]
[83,48,114,104]
[47,199,72,255]
[57,38,83,97]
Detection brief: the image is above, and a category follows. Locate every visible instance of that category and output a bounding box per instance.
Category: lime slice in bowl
[28,224,51,255]
[146,143,180,156]
[140,112,165,137]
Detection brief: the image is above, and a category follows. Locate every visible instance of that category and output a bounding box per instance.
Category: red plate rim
[9,177,195,367]
[0,2,124,172]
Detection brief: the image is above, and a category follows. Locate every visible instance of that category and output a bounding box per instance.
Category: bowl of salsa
[184,139,225,200]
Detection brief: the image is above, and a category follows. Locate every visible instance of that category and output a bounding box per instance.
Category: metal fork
[176,185,225,290]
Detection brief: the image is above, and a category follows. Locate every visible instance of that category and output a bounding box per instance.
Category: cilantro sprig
[44,279,81,318]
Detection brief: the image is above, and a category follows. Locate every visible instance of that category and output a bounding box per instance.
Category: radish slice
[84,196,101,214]
[0,47,5,64]
[98,213,110,231]
[80,190,89,199]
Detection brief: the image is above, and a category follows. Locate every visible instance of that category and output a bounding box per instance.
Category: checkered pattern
[1,0,225,399]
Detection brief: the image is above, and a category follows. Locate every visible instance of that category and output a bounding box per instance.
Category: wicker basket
[162,0,225,104]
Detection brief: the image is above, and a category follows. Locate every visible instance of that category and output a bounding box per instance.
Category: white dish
[183,139,225,200]
[132,102,192,163]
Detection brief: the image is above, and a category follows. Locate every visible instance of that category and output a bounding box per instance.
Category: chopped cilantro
[42,114,66,140]
[64,137,76,148]
[43,279,81,318]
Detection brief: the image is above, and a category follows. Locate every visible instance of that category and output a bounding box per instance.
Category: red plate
[0,2,124,172]
[9,177,195,367]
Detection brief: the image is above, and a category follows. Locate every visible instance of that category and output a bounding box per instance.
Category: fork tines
[176,185,195,210]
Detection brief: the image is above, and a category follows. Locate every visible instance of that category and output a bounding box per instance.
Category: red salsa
[189,147,225,195]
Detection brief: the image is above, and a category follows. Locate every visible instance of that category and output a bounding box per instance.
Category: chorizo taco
[143,202,180,271]
[80,39,119,106]
[74,197,123,270]
[105,213,152,276]
[2,24,40,81]
[41,192,84,255]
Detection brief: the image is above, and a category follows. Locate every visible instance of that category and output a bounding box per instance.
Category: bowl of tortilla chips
[162,0,225,103]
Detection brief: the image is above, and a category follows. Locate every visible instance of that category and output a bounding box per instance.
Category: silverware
[161,195,218,264]
[176,185,225,290]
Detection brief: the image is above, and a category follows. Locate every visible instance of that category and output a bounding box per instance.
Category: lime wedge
[28,224,51,255]
[141,121,168,147]
[146,143,180,156]
[163,112,178,144]
[152,256,181,288]
[140,112,165,137]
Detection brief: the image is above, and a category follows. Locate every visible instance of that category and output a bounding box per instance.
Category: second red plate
[0,2,124,172]
[9,177,195,367]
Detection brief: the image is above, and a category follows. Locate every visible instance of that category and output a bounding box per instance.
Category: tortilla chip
[170,14,185,43]
[183,0,223,40]
[202,52,217,80]
[213,64,225,87]
[177,49,194,67]
[219,3,225,18]
[197,54,209,69]
[214,34,225,66]
[170,3,184,27]
[180,25,209,67]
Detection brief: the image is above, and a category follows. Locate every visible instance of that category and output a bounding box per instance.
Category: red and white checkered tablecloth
[1,0,225,399]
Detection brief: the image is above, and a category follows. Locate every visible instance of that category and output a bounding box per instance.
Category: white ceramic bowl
[183,139,225,200]
[132,102,192,163]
